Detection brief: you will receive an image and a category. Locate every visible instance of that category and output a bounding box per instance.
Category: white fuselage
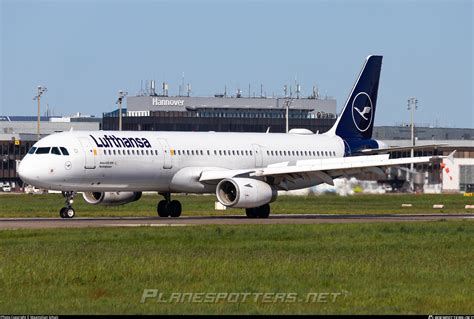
[18,130,345,193]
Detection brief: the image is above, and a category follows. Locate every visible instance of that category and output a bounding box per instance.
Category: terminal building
[102,82,337,133]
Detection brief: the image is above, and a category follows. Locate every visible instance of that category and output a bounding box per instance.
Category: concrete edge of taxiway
[0,213,472,229]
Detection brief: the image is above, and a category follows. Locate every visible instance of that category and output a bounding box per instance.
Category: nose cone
[18,157,38,185]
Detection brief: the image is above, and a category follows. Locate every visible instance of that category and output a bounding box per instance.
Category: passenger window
[35,147,51,154]
[59,147,69,155]
[28,147,37,154]
[51,147,61,155]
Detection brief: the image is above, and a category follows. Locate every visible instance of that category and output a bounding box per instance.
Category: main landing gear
[60,191,76,219]
[157,192,182,218]
[245,204,270,218]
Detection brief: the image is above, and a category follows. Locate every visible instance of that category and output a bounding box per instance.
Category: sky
[1,0,473,128]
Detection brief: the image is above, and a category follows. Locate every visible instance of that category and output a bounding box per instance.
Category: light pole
[116,90,128,131]
[33,85,47,140]
[283,85,294,133]
[285,98,293,133]
[407,97,418,189]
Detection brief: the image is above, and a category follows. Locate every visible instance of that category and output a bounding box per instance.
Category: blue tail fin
[330,55,383,139]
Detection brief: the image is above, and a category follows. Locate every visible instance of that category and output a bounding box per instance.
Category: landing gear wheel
[245,208,257,218]
[257,204,270,218]
[59,207,75,218]
[246,204,270,218]
[65,207,75,218]
[168,200,182,218]
[157,200,170,217]
[157,193,183,218]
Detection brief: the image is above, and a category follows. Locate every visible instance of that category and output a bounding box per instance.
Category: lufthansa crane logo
[351,92,373,132]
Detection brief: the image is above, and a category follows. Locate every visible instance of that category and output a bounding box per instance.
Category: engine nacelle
[216,178,277,208]
[82,191,142,206]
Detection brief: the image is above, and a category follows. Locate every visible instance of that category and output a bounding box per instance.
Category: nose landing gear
[60,191,76,218]
[157,192,182,218]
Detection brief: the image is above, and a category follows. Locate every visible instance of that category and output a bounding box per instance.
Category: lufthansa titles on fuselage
[90,135,152,148]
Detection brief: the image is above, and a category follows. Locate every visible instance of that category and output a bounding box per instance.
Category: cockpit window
[28,147,37,154]
[35,147,51,154]
[60,147,69,156]
[51,147,61,155]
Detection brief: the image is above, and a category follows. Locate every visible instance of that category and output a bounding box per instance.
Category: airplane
[17,55,448,219]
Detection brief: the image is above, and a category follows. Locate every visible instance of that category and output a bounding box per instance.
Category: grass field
[0,221,473,314]
[0,193,473,218]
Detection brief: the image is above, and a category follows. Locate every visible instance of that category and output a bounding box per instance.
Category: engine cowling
[82,191,142,206]
[216,178,277,208]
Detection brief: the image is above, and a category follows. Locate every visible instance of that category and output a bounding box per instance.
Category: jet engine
[82,191,142,206]
[216,178,277,208]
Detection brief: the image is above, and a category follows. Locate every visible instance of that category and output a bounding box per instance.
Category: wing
[359,143,448,155]
[199,153,450,190]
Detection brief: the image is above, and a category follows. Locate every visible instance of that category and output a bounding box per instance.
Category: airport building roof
[0,115,101,141]
[126,96,337,115]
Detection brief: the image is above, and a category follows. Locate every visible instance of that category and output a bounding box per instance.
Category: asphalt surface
[0,213,472,229]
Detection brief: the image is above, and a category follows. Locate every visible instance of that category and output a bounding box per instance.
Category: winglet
[447,150,456,164]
